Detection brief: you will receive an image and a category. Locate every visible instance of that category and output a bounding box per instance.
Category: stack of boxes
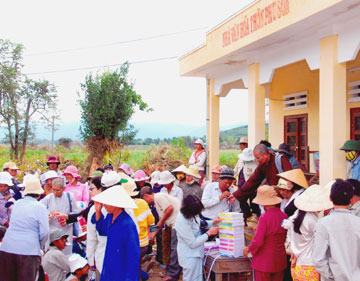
[218,212,245,258]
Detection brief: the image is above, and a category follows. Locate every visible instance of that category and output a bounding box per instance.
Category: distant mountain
[220,125,248,140]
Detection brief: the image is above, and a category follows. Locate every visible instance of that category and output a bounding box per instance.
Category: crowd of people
[0,137,360,281]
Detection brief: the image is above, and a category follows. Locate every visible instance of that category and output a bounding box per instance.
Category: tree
[58,137,73,149]
[79,63,151,171]
[0,39,57,162]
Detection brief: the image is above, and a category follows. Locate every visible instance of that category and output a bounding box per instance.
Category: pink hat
[134,170,149,182]
[63,165,81,179]
[118,163,133,176]
[47,156,60,164]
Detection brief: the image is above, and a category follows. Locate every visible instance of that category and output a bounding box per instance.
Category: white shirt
[201,182,241,219]
[154,193,181,228]
[234,158,257,181]
[160,185,183,202]
[189,151,206,171]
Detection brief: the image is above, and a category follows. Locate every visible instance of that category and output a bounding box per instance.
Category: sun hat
[122,178,139,197]
[140,186,153,198]
[277,169,309,189]
[192,138,205,147]
[118,163,134,176]
[158,171,176,185]
[253,185,283,205]
[340,140,360,151]
[92,185,138,209]
[276,178,289,190]
[219,167,235,180]
[49,229,69,243]
[68,254,88,273]
[87,170,103,179]
[240,148,255,162]
[73,226,87,239]
[101,171,128,187]
[238,136,248,144]
[0,172,13,186]
[23,178,44,195]
[150,171,161,186]
[294,184,333,212]
[185,165,201,179]
[134,170,150,182]
[275,143,293,156]
[2,162,19,170]
[63,165,81,179]
[44,170,60,182]
[47,156,60,165]
[172,165,187,174]
[211,165,222,174]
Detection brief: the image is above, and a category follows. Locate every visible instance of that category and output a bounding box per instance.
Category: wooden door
[284,114,309,171]
[351,108,360,140]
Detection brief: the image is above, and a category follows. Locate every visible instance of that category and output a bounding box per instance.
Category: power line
[24,56,178,75]
[25,27,207,57]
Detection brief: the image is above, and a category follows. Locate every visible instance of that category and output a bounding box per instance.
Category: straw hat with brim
[49,229,69,243]
[68,254,88,273]
[253,185,283,205]
[277,169,309,189]
[240,148,255,162]
[172,164,187,174]
[92,185,138,209]
[238,136,248,144]
[0,172,13,186]
[122,178,139,197]
[294,184,333,212]
[185,165,201,179]
[158,171,176,185]
[23,178,44,195]
[340,140,360,151]
[2,162,19,170]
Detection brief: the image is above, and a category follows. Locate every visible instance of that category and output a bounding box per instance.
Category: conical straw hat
[294,184,333,212]
[92,185,138,209]
[172,164,187,174]
[185,165,201,179]
[253,185,282,206]
[277,169,309,189]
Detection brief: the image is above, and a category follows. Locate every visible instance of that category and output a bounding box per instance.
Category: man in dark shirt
[230,144,293,202]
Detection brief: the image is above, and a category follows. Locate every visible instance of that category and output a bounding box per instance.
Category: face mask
[346,151,357,162]
[176,173,185,181]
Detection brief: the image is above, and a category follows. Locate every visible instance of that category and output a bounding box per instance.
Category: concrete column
[319,35,347,185]
[248,63,266,148]
[206,78,220,173]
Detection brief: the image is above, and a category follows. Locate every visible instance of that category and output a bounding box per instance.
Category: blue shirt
[0,196,49,256]
[351,157,360,181]
[92,211,140,281]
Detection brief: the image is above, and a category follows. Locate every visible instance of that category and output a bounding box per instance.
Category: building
[179,0,360,185]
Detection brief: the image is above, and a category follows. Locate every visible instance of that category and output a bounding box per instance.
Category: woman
[42,170,59,196]
[0,177,49,281]
[282,184,333,281]
[182,165,203,201]
[189,139,206,185]
[0,172,14,228]
[172,165,187,188]
[276,169,309,217]
[243,185,287,281]
[92,185,140,281]
[63,165,89,207]
[175,195,219,281]
[134,170,151,196]
[118,163,134,177]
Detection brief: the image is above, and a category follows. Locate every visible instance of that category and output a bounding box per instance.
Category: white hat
[19,174,39,189]
[294,184,333,212]
[172,164,187,174]
[240,148,255,162]
[158,171,176,185]
[150,171,161,186]
[49,229,68,243]
[92,185,138,209]
[238,136,248,144]
[3,162,19,170]
[101,171,127,187]
[44,170,59,182]
[68,254,88,273]
[192,138,205,147]
[0,172,13,186]
[23,178,44,195]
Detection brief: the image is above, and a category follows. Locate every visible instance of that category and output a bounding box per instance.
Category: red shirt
[233,153,292,201]
[248,208,288,272]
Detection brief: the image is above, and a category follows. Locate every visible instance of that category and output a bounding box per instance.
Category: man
[340,139,360,180]
[238,136,248,151]
[43,229,71,281]
[276,143,300,169]
[141,186,181,281]
[159,170,183,201]
[347,178,360,217]
[230,144,292,202]
[201,165,222,189]
[2,162,21,193]
[312,179,360,280]
[201,167,241,220]
[40,156,63,185]
[103,164,113,172]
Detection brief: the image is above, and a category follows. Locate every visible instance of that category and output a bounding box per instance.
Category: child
[66,254,89,281]
[243,185,288,281]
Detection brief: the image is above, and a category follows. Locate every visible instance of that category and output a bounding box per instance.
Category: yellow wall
[268,60,319,172]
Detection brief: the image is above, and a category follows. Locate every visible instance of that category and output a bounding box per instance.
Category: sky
[1,0,254,137]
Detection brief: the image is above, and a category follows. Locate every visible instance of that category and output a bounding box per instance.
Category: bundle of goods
[218,212,245,258]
